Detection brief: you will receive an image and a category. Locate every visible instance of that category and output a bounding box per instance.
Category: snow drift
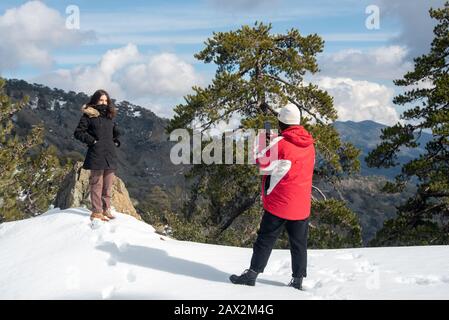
[0,207,448,299]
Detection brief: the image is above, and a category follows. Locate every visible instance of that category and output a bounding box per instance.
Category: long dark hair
[87,89,117,119]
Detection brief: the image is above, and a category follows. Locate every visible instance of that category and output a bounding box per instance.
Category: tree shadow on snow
[96,242,231,284]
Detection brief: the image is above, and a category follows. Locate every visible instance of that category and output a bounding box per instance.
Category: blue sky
[0,0,444,123]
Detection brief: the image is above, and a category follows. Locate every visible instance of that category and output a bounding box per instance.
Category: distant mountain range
[333,120,432,178]
[4,78,427,243]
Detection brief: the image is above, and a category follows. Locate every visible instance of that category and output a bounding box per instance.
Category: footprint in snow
[302,278,324,290]
[90,219,105,230]
[101,285,117,299]
[318,268,356,282]
[126,270,137,283]
[336,253,362,260]
[115,241,129,253]
[90,233,104,245]
[107,256,117,266]
[355,260,378,273]
[395,274,446,285]
[108,225,117,234]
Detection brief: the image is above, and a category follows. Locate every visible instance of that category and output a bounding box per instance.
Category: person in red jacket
[229,104,315,290]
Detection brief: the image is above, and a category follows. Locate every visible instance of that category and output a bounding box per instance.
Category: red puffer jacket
[255,125,315,220]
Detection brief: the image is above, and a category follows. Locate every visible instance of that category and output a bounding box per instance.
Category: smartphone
[264,121,271,142]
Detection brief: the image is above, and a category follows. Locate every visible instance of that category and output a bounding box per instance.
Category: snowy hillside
[0,208,448,300]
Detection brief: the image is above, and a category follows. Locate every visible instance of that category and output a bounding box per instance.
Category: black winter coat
[74,104,121,170]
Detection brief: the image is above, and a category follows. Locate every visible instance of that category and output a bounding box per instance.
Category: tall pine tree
[167,22,362,248]
[367,3,449,246]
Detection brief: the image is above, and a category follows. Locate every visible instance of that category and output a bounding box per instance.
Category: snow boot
[103,208,115,220]
[287,276,304,290]
[229,269,259,286]
[90,212,109,222]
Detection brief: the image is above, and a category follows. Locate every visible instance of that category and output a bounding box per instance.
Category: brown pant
[89,169,116,213]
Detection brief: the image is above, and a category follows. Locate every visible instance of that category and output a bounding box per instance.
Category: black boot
[288,277,304,290]
[229,269,259,286]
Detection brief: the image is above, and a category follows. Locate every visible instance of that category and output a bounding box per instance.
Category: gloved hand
[88,140,97,147]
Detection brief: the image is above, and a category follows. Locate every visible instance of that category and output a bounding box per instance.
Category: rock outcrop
[54,161,142,220]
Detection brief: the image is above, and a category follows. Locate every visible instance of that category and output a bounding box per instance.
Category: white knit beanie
[277,104,301,125]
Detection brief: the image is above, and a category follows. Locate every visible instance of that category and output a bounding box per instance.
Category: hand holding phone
[264,121,271,143]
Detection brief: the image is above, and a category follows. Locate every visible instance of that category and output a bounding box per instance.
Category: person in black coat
[74,89,121,222]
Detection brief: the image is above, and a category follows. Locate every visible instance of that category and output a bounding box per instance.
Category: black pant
[250,210,308,278]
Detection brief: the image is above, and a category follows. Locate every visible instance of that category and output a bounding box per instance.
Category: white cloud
[319,45,413,81]
[315,77,400,125]
[0,0,95,72]
[34,44,203,118]
[54,54,103,65]
[99,43,141,77]
[34,44,139,98]
[121,53,200,97]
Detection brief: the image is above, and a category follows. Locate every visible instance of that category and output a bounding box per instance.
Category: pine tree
[0,78,70,222]
[140,186,172,225]
[16,144,71,216]
[167,22,363,248]
[366,3,449,246]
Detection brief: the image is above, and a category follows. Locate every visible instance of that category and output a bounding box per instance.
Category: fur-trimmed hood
[81,104,100,118]
[74,104,122,170]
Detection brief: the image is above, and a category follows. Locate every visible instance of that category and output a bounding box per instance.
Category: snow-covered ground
[0,207,448,300]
